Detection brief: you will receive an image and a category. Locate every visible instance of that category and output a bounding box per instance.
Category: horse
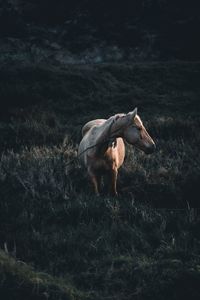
[78,108,156,196]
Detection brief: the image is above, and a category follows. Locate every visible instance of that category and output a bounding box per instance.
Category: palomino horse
[78,108,156,196]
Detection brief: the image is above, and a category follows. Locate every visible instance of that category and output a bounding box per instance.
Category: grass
[0,61,200,299]
[0,250,89,300]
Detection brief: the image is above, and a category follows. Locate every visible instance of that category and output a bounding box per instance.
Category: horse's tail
[81,119,106,137]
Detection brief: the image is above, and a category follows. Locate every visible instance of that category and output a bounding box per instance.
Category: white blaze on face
[134,115,155,149]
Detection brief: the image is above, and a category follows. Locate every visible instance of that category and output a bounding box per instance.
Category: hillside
[0,61,200,299]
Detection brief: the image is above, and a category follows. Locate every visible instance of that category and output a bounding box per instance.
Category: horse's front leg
[88,168,100,196]
[109,168,118,197]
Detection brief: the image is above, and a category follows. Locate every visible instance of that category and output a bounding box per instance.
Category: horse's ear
[127,107,137,121]
[132,107,137,118]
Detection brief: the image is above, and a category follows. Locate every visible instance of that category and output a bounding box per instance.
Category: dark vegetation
[1,0,200,63]
[0,61,200,299]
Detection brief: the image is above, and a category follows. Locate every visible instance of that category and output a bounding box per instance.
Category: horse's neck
[94,116,125,154]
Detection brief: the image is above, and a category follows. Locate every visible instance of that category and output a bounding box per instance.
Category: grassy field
[0,61,200,299]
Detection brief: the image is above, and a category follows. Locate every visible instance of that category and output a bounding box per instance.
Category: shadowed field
[0,62,200,299]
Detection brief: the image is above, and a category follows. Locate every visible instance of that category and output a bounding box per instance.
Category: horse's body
[78,108,155,196]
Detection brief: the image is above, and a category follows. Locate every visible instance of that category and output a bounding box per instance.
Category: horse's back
[81,119,106,137]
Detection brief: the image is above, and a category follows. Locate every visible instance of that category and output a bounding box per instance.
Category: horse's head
[122,108,156,154]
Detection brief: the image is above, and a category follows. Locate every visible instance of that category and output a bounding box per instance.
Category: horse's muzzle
[145,144,156,154]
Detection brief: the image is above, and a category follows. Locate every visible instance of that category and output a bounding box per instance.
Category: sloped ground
[0,62,200,299]
[0,250,87,300]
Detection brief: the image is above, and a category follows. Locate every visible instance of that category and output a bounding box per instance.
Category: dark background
[1,0,200,62]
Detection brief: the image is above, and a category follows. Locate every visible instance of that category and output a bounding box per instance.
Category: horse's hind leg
[88,168,100,196]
